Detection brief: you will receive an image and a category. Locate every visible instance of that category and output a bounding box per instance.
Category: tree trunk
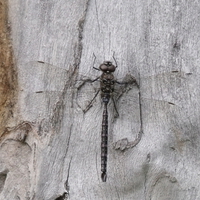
[1,0,200,199]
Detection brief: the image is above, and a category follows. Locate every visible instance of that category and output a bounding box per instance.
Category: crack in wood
[50,67,76,132]
[75,0,91,69]
[44,1,91,133]
[144,153,151,200]
[55,192,68,200]
[64,157,72,199]
[0,121,32,145]
[0,170,8,194]
[94,0,100,32]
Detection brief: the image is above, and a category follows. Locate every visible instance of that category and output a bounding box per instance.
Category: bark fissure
[50,68,76,132]
[144,153,151,200]
[55,192,68,200]
[75,0,91,69]
[63,125,73,159]
[64,157,72,199]
[0,171,8,194]
[94,0,100,32]
[51,0,90,132]
[0,121,32,146]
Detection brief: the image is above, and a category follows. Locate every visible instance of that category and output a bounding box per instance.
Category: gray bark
[0,0,200,199]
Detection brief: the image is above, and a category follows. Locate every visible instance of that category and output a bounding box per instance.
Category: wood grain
[0,0,200,199]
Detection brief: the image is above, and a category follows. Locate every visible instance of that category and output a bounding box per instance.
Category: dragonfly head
[99,61,116,73]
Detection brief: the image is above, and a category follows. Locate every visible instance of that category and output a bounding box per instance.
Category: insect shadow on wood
[76,53,139,182]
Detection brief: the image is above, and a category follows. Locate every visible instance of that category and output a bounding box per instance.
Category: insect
[25,60,184,182]
[93,59,117,182]
[90,54,139,182]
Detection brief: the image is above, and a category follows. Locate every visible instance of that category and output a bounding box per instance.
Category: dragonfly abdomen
[101,102,108,182]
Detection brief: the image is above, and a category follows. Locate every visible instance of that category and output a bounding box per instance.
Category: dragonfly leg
[115,80,126,84]
[91,76,100,82]
[115,80,138,86]
[83,89,100,113]
[93,53,100,71]
[112,51,118,68]
[115,75,138,87]
[111,96,119,118]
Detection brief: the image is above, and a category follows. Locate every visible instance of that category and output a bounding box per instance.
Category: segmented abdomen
[101,102,108,182]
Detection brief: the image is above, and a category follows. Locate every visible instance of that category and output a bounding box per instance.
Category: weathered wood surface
[0,0,200,199]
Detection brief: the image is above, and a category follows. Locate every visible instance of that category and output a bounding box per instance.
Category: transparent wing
[75,80,101,112]
[138,70,193,123]
[23,61,190,121]
[140,70,190,105]
[24,61,70,93]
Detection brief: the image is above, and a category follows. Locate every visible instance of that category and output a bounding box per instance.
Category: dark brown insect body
[98,61,116,182]
[85,55,141,182]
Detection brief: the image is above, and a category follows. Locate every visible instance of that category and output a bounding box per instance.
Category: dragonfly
[86,54,140,182]
[23,60,189,181]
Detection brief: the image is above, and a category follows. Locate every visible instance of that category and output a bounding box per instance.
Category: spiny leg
[112,51,118,68]
[77,77,100,113]
[83,89,100,113]
[93,53,100,71]
[115,75,138,87]
[91,76,100,82]
[111,96,119,118]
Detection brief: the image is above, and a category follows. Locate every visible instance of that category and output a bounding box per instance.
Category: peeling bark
[0,0,18,137]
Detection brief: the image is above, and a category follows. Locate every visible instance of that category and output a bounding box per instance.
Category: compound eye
[100,64,108,71]
[108,65,115,72]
